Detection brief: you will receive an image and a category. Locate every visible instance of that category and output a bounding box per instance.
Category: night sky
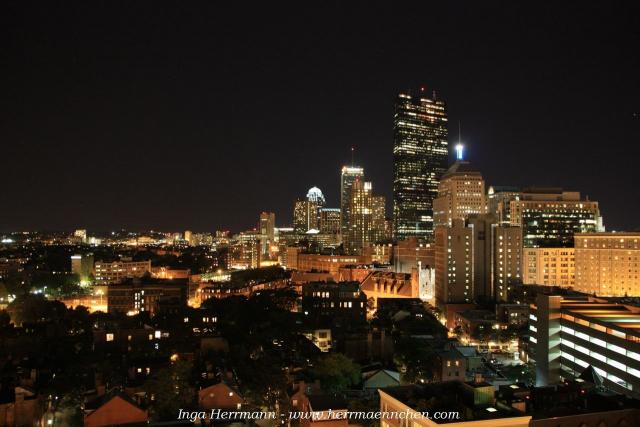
[3,2,639,233]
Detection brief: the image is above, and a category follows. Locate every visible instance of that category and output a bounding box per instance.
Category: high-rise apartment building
[435,215,522,306]
[371,195,388,243]
[509,188,602,247]
[435,220,473,305]
[523,247,575,287]
[433,160,487,228]
[489,220,523,302]
[340,166,364,237]
[530,294,640,399]
[393,89,448,242]
[574,233,640,297]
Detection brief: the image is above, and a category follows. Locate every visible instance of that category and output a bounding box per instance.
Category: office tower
[530,294,640,399]
[259,212,276,240]
[344,179,387,255]
[487,186,521,224]
[392,89,448,242]
[184,230,193,245]
[346,179,373,254]
[71,253,94,284]
[306,186,326,207]
[340,166,364,236]
[259,212,276,256]
[574,232,640,297]
[293,199,319,232]
[434,215,522,306]
[319,208,341,235]
[522,247,575,287]
[509,188,602,247]
[433,160,487,228]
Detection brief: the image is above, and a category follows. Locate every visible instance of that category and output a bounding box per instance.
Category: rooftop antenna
[455,121,464,161]
[351,146,355,166]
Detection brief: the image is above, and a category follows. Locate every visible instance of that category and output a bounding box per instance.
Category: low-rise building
[107,278,188,316]
[301,281,367,329]
[95,260,151,285]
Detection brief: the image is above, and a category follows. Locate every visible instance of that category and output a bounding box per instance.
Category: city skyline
[4,4,640,425]
[3,2,639,233]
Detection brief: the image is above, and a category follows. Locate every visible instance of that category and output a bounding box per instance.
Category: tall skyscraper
[393,89,448,242]
[340,166,364,237]
[345,179,387,255]
[306,186,326,207]
[259,212,276,256]
[346,179,373,255]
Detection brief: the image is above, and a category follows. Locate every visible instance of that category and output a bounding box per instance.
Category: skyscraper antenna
[455,121,464,161]
[351,146,355,166]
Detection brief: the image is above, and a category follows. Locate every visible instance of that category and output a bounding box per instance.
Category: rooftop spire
[455,121,464,161]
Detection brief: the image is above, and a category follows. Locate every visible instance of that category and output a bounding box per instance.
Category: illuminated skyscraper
[346,179,373,255]
[258,212,276,256]
[293,199,319,232]
[393,89,448,242]
[345,180,386,255]
[340,166,364,236]
[306,187,326,207]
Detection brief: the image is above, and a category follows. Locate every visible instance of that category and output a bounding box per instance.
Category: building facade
[294,199,319,232]
[319,208,341,236]
[392,89,448,242]
[340,166,364,237]
[487,186,521,225]
[71,253,94,283]
[94,260,151,285]
[530,294,640,399]
[433,161,487,228]
[435,215,522,306]
[574,232,640,297]
[509,188,602,247]
[522,247,575,287]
